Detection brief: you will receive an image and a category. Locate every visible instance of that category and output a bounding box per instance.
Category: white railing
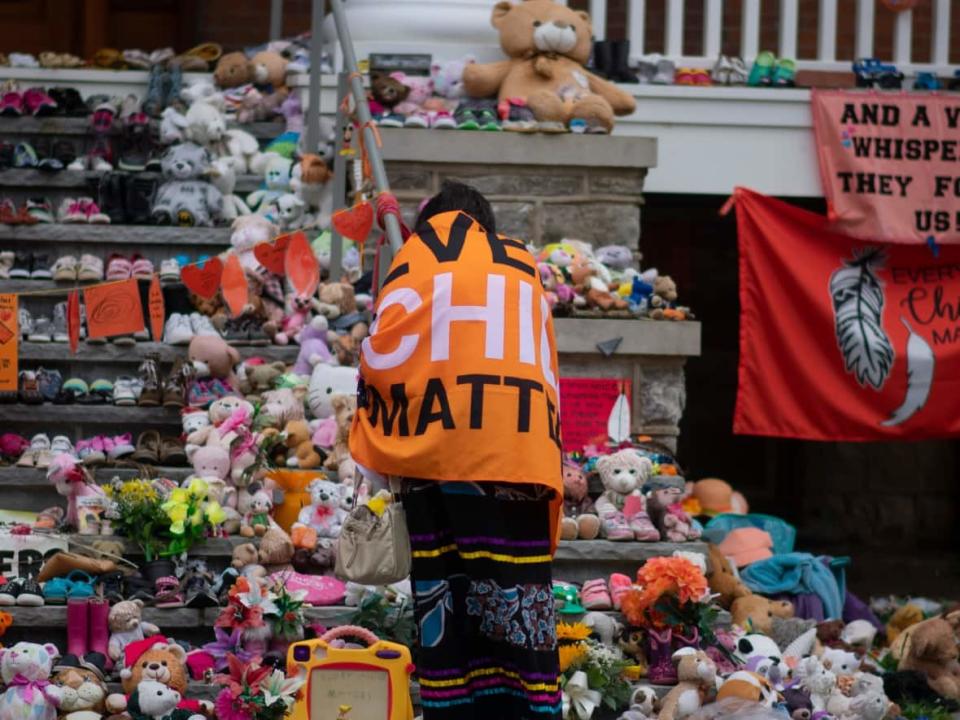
[585,0,957,75]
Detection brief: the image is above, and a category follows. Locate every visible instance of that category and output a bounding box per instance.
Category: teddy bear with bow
[594,449,660,541]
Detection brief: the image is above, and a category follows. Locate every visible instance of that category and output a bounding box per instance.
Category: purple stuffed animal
[292,315,334,376]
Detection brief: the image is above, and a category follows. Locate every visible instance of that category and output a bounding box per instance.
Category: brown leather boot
[137,354,161,406]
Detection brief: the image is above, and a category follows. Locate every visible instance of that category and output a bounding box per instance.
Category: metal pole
[269,0,284,40]
[328,0,404,254]
[304,0,324,154]
[329,71,349,282]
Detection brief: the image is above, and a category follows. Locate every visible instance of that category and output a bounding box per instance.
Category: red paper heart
[181,257,224,299]
[0,310,11,323]
[253,234,291,276]
[333,202,374,243]
[221,254,249,318]
[285,231,319,298]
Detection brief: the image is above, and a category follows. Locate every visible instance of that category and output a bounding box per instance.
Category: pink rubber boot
[66,599,89,658]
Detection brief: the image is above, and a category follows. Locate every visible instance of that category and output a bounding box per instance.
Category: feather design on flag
[881,317,934,427]
[607,384,631,444]
[829,248,894,390]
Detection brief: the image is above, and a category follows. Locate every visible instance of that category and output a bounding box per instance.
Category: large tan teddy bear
[463,0,636,132]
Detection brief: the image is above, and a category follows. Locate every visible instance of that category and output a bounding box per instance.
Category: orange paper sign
[221,254,249,317]
[148,275,165,342]
[66,290,80,355]
[285,231,319,298]
[83,279,145,339]
[0,295,17,393]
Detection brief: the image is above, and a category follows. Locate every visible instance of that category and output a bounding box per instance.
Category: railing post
[855,0,875,60]
[269,0,284,40]
[778,0,798,60]
[703,0,722,60]
[328,0,404,255]
[741,0,761,61]
[892,8,912,66]
[817,0,837,62]
[665,0,684,59]
[931,0,951,67]
[329,72,350,282]
[590,0,607,41]
[628,0,646,59]
[304,0,325,155]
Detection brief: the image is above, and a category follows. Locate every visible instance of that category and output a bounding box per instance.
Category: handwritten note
[309,669,389,719]
[559,377,632,452]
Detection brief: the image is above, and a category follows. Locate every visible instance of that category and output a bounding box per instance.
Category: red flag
[148,275,165,342]
[734,188,960,441]
[66,290,80,355]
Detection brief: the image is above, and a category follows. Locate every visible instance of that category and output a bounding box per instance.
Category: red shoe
[22,88,57,116]
[0,199,19,225]
[0,92,23,117]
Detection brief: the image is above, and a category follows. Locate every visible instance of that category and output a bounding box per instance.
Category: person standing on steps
[351,181,564,719]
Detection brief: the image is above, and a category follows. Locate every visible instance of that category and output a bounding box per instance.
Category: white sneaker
[190,313,220,337]
[49,435,76,458]
[159,258,181,284]
[113,377,138,406]
[163,313,193,345]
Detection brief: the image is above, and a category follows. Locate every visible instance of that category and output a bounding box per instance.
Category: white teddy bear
[594,449,659,541]
[293,479,346,540]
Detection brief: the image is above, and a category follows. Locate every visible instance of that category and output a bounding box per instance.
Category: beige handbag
[335,478,410,585]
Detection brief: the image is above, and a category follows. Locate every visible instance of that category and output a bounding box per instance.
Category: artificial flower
[206,501,227,525]
[216,600,265,630]
[238,580,279,616]
[558,643,589,673]
[187,477,209,498]
[556,622,592,642]
[215,687,254,720]
[622,556,708,627]
[260,668,304,708]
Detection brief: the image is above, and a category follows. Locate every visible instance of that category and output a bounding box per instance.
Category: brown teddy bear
[188,335,241,387]
[316,282,357,320]
[731,594,795,635]
[705,544,751,608]
[214,51,251,88]
[285,419,323,469]
[323,394,356,472]
[369,73,410,115]
[107,599,160,665]
[650,275,688,321]
[239,360,287,401]
[462,0,636,132]
[896,617,960,700]
[53,659,108,720]
[107,640,200,716]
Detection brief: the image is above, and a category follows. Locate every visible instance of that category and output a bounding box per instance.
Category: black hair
[415,180,497,235]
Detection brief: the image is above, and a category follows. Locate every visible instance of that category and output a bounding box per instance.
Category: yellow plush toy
[463,0,636,132]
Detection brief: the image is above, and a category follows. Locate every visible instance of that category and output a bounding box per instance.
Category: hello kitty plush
[594,450,659,542]
[0,642,62,720]
[290,479,345,549]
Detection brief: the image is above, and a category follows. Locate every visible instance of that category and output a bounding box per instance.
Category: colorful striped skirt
[403,480,562,720]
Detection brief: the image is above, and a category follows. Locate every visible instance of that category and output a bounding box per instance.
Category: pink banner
[811,89,960,244]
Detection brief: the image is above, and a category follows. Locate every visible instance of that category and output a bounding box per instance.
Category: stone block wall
[386,161,646,249]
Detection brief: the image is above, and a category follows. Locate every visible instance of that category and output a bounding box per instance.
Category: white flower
[261,668,305,708]
[239,579,279,616]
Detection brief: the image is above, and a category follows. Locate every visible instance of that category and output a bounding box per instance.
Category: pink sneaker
[0,92,23,117]
[22,88,56,117]
[105,254,132,280]
[601,512,634,541]
[78,436,107,464]
[80,199,110,224]
[58,198,87,223]
[108,433,134,459]
[581,578,612,610]
[131,254,154,278]
[609,573,632,610]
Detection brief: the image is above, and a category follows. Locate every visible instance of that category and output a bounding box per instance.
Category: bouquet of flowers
[556,621,632,719]
[214,654,303,720]
[106,477,225,560]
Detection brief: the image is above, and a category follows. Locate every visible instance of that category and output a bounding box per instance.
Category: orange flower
[621,556,708,627]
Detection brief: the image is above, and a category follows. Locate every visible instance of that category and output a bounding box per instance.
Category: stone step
[0,168,263,193]
[0,117,285,141]
[553,318,701,356]
[0,403,182,427]
[16,340,298,363]
[0,224,231,246]
[552,540,708,584]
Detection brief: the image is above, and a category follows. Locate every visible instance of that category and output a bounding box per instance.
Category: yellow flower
[164,502,188,525]
[170,521,185,535]
[556,622,592,642]
[187,477,209,498]
[205,502,226,525]
[169,488,190,505]
[189,508,204,526]
[558,643,588,673]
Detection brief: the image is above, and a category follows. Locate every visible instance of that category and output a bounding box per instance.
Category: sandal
[159,437,187,466]
[581,578,613,610]
[42,575,72,604]
[748,51,776,87]
[154,576,184,608]
[130,430,161,464]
